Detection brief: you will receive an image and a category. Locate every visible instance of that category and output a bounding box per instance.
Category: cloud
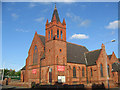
[66,12,90,27]
[70,34,89,39]
[35,17,44,22]
[29,2,37,7]
[105,20,120,30]
[66,12,81,22]
[16,29,29,32]
[11,13,19,19]
[78,20,91,27]
[111,31,115,35]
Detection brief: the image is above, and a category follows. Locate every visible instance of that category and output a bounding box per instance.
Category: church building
[21,5,120,88]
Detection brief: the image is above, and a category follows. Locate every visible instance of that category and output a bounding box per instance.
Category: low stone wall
[8,82,31,88]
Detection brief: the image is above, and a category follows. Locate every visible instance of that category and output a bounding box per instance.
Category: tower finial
[55,3,56,9]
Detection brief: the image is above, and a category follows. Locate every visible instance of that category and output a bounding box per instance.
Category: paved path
[0,84,27,89]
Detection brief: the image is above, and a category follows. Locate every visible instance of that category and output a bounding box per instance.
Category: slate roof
[21,66,26,70]
[67,42,89,64]
[38,35,89,64]
[112,62,120,72]
[21,35,109,70]
[108,55,112,60]
[85,49,102,66]
[51,8,60,22]
[38,35,45,46]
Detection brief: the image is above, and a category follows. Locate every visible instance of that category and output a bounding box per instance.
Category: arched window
[57,29,59,38]
[51,30,53,39]
[91,68,93,77]
[82,67,85,77]
[107,65,110,77]
[33,46,38,64]
[73,67,76,78]
[48,31,50,40]
[100,64,103,77]
[61,30,62,39]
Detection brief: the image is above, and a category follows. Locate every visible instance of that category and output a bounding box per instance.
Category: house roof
[112,62,120,72]
[51,7,60,22]
[85,49,102,66]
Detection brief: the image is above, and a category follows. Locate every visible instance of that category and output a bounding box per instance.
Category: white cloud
[11,13,19,19]
[16,29,29,32]
[66,12,72,18]
[106,20,120,30]
[111,31,115,35]
[78,20,90,27]
[29,2,37,7]
[66,12,90,27]
[35,17,44,22]
[70,34,89,39]
[66,12,81,22]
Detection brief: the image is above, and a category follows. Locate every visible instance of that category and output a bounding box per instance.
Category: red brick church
[21,5,120,88]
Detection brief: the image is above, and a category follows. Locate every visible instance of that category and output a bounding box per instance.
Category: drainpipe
[84,53,88,84]
[40,58,41,84]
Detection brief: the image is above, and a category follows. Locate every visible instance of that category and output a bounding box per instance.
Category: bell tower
[45,4,66,42]
[45,4,67,83]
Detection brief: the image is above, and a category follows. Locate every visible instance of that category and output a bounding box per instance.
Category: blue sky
[2,2,118,71]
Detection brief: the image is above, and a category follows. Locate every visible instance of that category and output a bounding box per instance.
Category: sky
[2,2,119,71]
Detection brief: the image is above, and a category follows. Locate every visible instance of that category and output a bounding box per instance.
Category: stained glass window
[61,31,62,39]
[100,64,103,77]
[48,31,50,39]
[82,67,85,77]
[73,67,76,78]
[33,46,38,64]
[57,29,59,38]
[107,65,110,77]
[91,68,93,77]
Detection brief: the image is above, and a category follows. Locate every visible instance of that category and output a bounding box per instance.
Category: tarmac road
[0,84,120,90]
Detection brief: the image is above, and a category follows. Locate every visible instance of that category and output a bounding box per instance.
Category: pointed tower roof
[51,3,60,22]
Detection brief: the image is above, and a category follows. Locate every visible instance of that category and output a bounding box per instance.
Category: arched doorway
[47,67,52,84]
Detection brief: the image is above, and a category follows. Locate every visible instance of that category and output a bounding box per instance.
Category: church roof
[38,35,89,64]
[51,6,60,22]
[38,35,45,46]
[21,66,26,70]
[85,49,102,66]
[112,62,120,72]
[108,55,112,60]
[21,35,109,70]
[67,42,89,64]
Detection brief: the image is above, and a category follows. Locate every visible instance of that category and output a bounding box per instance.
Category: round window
[60,49,62,52]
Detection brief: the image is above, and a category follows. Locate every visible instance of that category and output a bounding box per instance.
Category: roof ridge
[85,49,101,54]
[38,34,45,37]
[67,42,86,48]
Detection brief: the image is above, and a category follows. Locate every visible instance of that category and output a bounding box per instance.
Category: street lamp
[104,39,115,89]
[111,39,115,42]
